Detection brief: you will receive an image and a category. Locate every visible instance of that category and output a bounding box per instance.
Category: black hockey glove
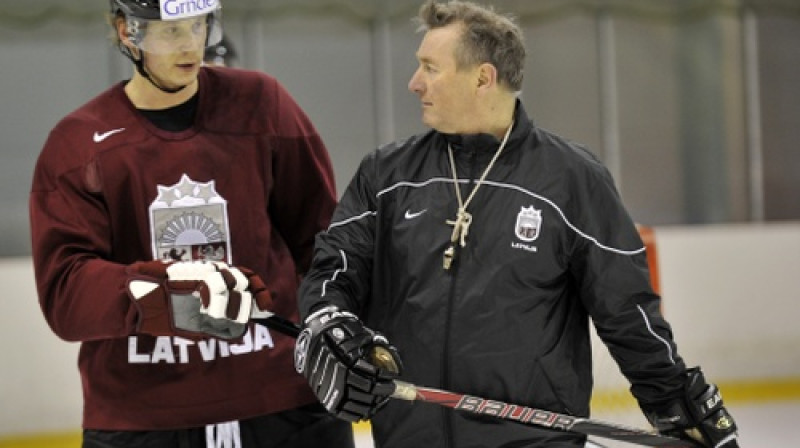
[294,305,402,422]
[642,367,739,447]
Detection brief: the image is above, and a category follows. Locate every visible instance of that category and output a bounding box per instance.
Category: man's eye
[160,26,179,37]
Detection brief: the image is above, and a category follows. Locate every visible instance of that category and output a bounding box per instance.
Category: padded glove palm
[127,260,272,340]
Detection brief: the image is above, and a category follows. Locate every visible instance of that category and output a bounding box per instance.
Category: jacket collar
[440,99,532,154]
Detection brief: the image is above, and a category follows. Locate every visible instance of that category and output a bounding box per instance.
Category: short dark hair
[415,0,525,91]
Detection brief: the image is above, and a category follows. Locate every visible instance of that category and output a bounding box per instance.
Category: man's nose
[408,69,422,93]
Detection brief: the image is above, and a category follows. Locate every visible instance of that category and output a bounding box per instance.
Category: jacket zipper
[442,147,479,448]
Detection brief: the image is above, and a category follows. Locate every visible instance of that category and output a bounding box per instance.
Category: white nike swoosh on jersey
[404,209,427,220]
[93,128,126,143]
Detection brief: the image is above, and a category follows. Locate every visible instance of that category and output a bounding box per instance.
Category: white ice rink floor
[353,400,800,447]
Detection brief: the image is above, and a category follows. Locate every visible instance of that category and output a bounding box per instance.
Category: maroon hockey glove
[294,305,402,422]
[127,260,273,340]
[642,367,739,447]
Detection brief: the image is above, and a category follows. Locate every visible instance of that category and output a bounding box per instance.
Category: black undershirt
[139,93,199,132]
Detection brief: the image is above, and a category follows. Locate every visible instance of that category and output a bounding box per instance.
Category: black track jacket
[299,101,687,447]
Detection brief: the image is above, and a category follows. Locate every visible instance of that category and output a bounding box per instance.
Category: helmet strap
[132,55,187,94]
[118,42,187,94]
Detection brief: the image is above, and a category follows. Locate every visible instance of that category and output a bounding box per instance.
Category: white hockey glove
[642,367,739,447]
[294,305,402,422]
[126,260,273,340]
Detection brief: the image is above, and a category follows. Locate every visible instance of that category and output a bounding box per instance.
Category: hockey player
[293,1,740,447]
[29,1,352,447]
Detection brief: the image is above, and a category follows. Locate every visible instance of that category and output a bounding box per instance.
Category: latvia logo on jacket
[515,206,542,242]
[149,174,232,263]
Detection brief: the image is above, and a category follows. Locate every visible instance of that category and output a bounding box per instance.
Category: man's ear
[114,16,128,42]
[115,17,140,57]
[476,63,498,91]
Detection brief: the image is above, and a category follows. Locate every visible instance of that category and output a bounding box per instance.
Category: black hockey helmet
[109,0,223,93]
[109,0,223,53]
[110,0,163,20]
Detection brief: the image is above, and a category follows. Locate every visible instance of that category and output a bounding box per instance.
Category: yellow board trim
[590,377,800,413]
[3,378,799,447]
[0,432,81,448]
[718,378,800,404]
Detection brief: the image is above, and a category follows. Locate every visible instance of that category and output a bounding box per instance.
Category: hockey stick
[390,381,698,447]
[253,312,302,338]
[252,315,698,448]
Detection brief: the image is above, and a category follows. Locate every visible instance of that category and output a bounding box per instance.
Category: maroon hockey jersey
[29,67,337,430]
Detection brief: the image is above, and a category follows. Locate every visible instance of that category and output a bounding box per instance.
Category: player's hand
[293,305,402,422]
[642,367,739,447]
[126,260,273,340]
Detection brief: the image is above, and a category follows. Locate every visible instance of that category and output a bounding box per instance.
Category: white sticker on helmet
[160,0,219,21]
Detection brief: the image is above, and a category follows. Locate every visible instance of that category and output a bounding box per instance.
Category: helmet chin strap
[131,52,187,94]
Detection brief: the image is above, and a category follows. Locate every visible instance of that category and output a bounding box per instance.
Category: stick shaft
[253,316,696,447]
[253,314,301,337]
[391,381,697,448]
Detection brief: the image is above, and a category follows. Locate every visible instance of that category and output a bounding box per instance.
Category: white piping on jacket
[328,211,377,231]
[322,179,674,364]
[330,177,645,256]
[321,250,349,298]
[480,179,644,256]
[637,305,677,365]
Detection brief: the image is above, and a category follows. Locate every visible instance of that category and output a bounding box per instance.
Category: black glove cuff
[642,367,738,447]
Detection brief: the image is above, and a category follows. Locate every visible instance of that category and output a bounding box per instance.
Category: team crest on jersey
[149,174,231,263]
[515,206,542,242]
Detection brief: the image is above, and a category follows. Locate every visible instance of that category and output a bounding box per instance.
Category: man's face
[129,16,208,89]
[408,24,480,134]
